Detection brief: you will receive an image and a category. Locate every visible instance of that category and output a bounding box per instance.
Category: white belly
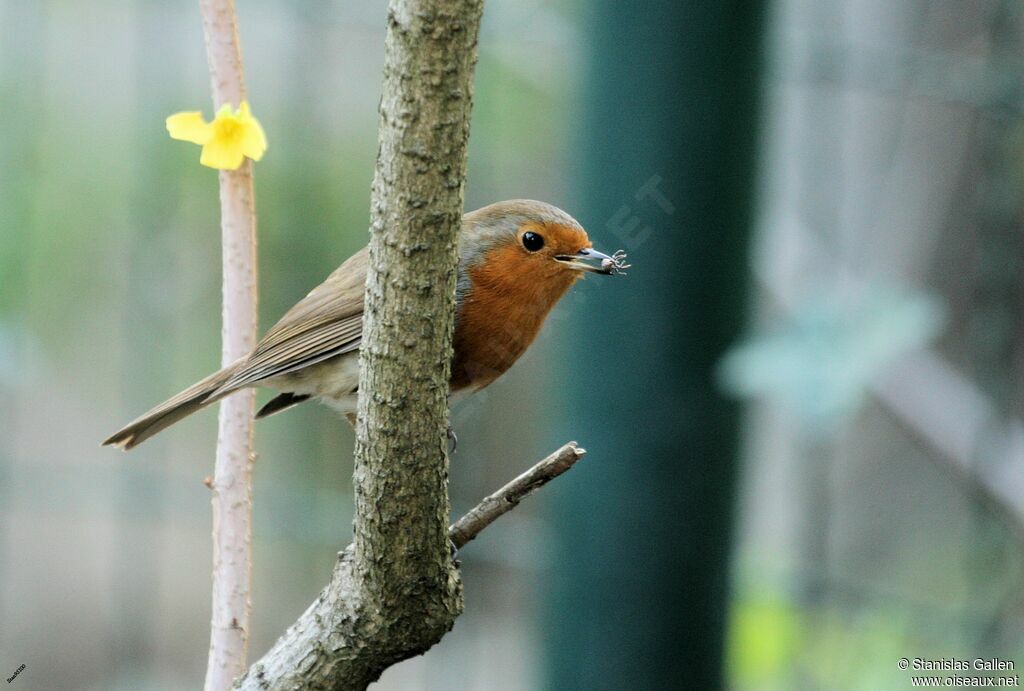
[267,352,360,415]
[266,350,474,418]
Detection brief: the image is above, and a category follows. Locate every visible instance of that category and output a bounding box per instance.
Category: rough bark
[234,1,484,688]
[199,2,259,689]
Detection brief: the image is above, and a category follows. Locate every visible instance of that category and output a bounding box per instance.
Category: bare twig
[450,442,586,548]
[198,1,258,689]
[237,441,584,689]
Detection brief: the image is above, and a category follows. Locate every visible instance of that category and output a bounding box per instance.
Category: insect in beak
[555,247,630,275]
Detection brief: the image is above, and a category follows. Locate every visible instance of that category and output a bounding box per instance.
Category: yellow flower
[166,101,267,170]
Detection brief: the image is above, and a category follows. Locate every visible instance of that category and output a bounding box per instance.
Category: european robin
[103,199,628,449]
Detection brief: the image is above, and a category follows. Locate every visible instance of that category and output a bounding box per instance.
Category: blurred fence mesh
[727,1,1024,688]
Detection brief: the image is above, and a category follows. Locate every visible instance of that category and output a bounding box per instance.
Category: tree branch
[450,442,586,548]
[236,442,585,690]
[198,1,258,689]
[230,1,484,688]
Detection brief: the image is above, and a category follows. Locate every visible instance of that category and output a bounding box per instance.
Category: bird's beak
[554,247,628,275]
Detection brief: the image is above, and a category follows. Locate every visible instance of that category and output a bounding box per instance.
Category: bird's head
[458,200,626,306]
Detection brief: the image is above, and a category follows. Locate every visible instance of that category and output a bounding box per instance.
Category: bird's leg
[446,424,460,562]
[447,425,458,454]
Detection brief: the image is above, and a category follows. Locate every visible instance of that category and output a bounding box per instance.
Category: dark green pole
[544,1,765,688]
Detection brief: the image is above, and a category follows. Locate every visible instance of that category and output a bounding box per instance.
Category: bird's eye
[521,231,545,252]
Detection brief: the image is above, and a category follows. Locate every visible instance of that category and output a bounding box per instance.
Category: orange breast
[450,243,577,391]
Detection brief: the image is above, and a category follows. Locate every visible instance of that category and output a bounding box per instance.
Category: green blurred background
[2,1,1024,689]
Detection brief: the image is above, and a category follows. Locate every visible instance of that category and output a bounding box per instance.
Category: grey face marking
[454,199,586,313]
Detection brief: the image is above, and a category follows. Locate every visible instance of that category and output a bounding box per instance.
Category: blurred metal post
[543,1,765,687]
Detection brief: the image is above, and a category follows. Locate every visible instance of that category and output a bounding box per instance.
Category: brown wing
[212,246,368,394]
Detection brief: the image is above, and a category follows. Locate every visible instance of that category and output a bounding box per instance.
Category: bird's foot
[447,425,458,454]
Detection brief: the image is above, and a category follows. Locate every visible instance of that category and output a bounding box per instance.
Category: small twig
[449,442,586,549]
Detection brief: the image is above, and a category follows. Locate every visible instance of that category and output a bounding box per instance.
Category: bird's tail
[102,360,244,451]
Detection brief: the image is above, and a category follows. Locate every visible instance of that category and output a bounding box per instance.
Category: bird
[103,199,627,450]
